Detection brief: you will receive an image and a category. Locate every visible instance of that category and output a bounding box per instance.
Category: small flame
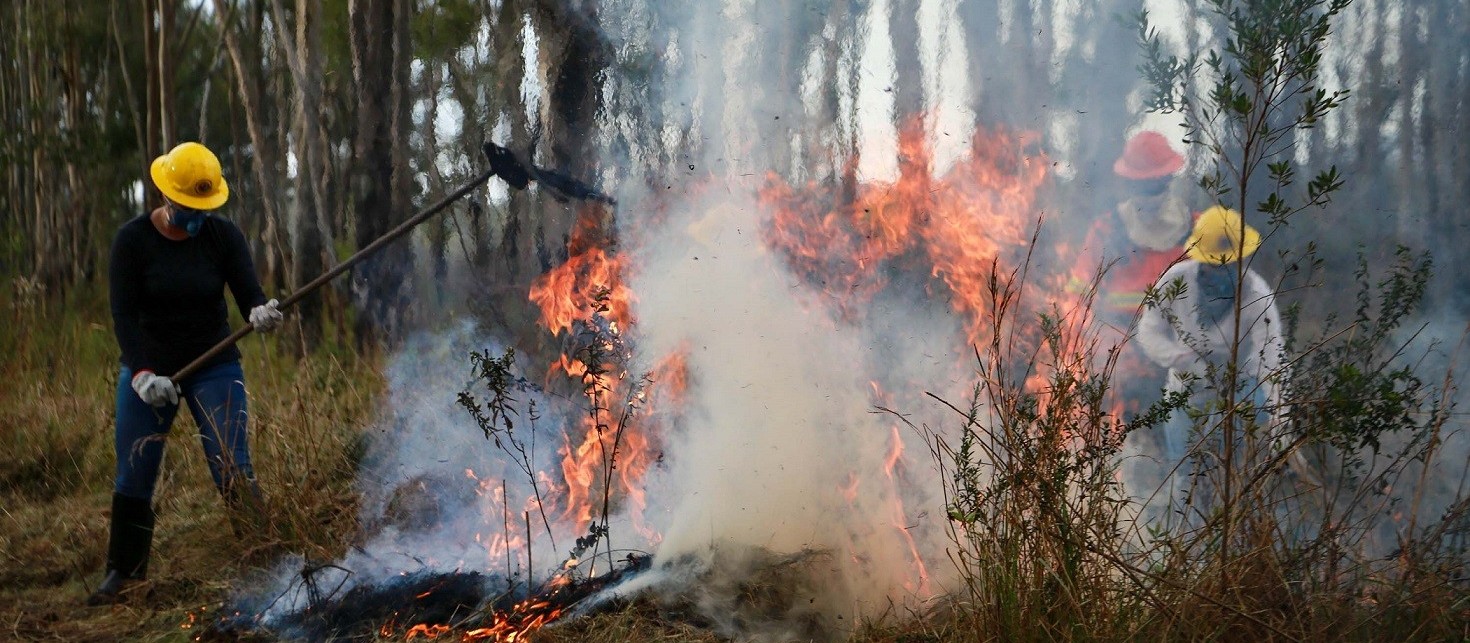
[528,206,634,335]
[405,623,452,639]
[528,209,687,544]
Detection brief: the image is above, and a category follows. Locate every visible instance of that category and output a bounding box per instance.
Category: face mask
[169,205,208,237]
[1197,263,1240,325]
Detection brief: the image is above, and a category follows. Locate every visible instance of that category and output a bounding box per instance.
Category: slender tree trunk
[0,6,15,274]
[490,0,534,282]
[349,0,415,347]
[814,0,855,189]
[109,1,147,188]
[142,0,159,187]
[422,58,450,299]
[269,0,332,347]
[63,4,87,283]
[157,0,175,151]
[538,0,613,256]
[442,53,493,270]
[26,0,61,288]
[213,0,283,289]
[888,0,923,125]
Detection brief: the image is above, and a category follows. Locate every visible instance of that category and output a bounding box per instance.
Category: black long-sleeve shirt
[109,213,268,377]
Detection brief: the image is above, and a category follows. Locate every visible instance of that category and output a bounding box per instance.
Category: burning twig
[458,349,559,551]
[525,511,534,589]
[502,479,513,590]
[563,287,651,574]
[205,553,654,641]
[300,561,353,612]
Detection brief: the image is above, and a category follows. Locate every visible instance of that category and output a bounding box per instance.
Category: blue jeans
[1159,377,1270,526]
[114,361,255,500]
[1161,378,1270,467]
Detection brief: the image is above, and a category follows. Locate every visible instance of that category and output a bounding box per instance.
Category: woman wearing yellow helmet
[1134,207,1288,525]
[89,142,283,605]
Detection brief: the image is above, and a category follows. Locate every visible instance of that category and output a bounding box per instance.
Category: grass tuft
[0,282,381,641]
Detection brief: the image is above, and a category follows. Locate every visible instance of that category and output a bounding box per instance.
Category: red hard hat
[1113,131,1184,179]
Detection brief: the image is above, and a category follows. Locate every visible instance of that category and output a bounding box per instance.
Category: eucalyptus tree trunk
[442,47,493,272]
[349,0,415,347]
[156,0,176,153]
[536,0,613,253]
[270,0,334,347]
[22,0,64,290]
[888,0,924,126]
[959,0,1048,130]
[0,6,16,275]
[811,0,858,190]
[213,0,284,290]
[61,3,89,283]
[489,0,536,283]
[418,57,456,303]
[142,0,159,192]
[1417,0,1468,309]
[108,1,146,194]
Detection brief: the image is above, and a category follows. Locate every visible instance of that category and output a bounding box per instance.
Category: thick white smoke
[618,193,960,635]
[583,2,992,635]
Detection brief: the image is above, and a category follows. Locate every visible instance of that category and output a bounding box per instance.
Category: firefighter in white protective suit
[1135,206,1289,511]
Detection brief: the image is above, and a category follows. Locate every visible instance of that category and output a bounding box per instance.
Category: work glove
[131,371,179,407]
[249,299,283,332]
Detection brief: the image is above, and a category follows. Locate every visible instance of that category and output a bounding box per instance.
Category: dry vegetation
[0,284,832,642]
[0,282,380,642]
[3,279,1466,642]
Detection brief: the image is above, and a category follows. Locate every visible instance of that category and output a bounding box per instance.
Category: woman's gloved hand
[131,370,179,407]
[249,299,283,332]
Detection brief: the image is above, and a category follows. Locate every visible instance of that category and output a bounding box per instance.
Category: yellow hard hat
[150,142,229,210]
[1186,206,1260,264]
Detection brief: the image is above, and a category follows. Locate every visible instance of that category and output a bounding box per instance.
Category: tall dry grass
[4,258,1465,643]
[0,278,382,641]
[866,249,1470,642]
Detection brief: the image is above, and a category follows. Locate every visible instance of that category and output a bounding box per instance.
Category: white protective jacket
[1136,261,1288,415]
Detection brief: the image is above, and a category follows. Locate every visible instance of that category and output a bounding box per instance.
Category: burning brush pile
[201,122,1064,641]
[202,204,680,641]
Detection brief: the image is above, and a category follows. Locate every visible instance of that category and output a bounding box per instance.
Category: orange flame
[385,590,576,641]
[526,203,685,548]
[556,350,685,541]
[418,119,1092,640]
[762,119,1048,349]
[760,118,1116,422]
[528,206,634,335]
[883,423,931,595]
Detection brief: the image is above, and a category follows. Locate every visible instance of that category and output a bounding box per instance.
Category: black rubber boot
[86,493,154,606]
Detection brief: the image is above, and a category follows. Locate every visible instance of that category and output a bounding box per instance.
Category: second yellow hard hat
[1186,206,1261,265]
